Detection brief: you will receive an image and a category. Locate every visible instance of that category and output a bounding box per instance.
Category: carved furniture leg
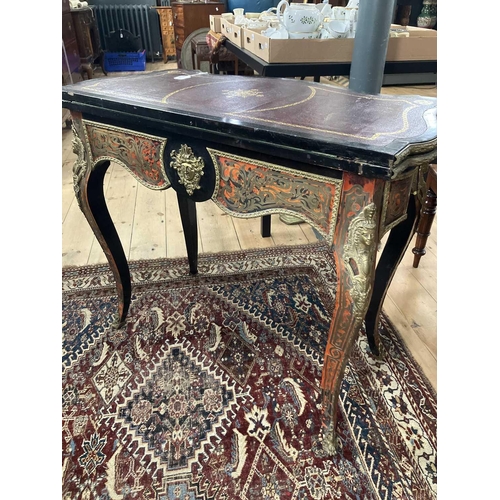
[320,174,383,454]
[176,193,199,275]
[75,159,132,328]
[364,194,419,355]
[412,165,437,268]
[99,50,108,76]
[80,63,94,80]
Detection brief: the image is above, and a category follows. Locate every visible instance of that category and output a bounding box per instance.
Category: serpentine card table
[62,69,437,453]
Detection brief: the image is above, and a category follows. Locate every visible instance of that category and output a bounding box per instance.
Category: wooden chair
[412,164,437,268]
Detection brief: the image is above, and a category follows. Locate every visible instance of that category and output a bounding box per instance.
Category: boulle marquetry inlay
[380,169,415,235]
[208,149,341,242]
[83,121,169,190]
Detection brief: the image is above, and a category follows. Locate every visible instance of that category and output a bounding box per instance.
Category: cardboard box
[387,24,436,61]
[242,26,267,51]
[245,30,353,63]
[209,15,222,33]
[221,20,244,48]
[391,24,437,37]
[243,25,436,63]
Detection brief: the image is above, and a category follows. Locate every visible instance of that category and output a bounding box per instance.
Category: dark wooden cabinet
[62,0,82,86]
[71,6,105,79]
[62,0,82,126]
[155,7,176,62]
[171,1,225,68]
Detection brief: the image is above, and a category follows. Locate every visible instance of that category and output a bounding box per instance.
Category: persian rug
[62,243,437,500]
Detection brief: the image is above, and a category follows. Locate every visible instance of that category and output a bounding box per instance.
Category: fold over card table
[62,69,437,453]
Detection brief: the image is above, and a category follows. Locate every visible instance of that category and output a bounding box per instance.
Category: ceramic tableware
[246,19,268,30]
[276,0,327,33]
[332,7,347,20]
[315,0,332,20]
[324,19,350,38]
[233,8,246,25]
[262,26,289,39]
[288,30,321,39]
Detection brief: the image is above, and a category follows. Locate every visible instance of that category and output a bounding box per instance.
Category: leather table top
[62,69,437,178]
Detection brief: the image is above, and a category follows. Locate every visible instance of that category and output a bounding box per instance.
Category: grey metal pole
[349,0,397,95]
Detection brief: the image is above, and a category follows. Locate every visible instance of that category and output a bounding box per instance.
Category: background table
[221,38,437,85]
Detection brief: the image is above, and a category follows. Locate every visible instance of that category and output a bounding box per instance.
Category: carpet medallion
[62,243,437,500]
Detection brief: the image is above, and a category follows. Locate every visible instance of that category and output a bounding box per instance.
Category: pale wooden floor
[62,61,437,390]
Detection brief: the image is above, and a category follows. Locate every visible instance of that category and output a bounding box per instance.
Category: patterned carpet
[62,243,437,500]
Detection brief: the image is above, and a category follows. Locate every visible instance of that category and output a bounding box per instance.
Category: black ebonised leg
[365,194,419,355]
[176,193,199,275]
[80,161,131,327]
[261,214,271,238]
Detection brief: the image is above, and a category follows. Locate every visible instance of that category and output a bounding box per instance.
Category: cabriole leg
[365,194,419,355]
[320,174,384,454]
[71,114,131,328]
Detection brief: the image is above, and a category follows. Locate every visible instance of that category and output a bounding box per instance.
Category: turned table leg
[412,165,437,268]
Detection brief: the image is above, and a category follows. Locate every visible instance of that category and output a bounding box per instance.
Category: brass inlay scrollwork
[71,120,88,209]
[208,149,342,243]
[343,203,378,322]
[159,80,435,143]
[380,169,415,236]
[222,89,264,99]
[170,144,204,196]
[82,120,169,190]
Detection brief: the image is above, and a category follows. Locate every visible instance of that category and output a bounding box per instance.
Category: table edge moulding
[62,69,437,454]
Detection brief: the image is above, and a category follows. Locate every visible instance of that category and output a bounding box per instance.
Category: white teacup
[324,20,350,38]
[262,26,289,39]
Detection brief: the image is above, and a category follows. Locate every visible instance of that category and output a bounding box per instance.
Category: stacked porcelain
[320,5,359,39]
[229,0,359,41]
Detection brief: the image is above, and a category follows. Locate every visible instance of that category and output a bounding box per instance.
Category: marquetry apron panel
[208,149,342,242]
[83,121,170,189]
[380,170,415,235]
